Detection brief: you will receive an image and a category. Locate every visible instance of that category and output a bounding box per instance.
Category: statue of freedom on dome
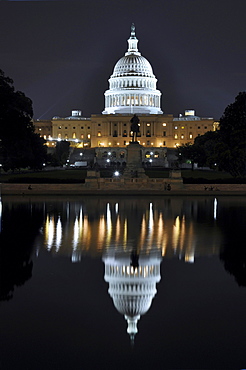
[130,114,140,142]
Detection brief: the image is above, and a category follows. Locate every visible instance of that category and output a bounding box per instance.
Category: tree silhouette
[0,203,44,301]
[0,69,47,171]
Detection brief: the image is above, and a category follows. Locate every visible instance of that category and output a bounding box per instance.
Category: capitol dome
[102,24,163,115]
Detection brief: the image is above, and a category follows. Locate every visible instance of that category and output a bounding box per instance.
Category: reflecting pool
[0,195,246,369]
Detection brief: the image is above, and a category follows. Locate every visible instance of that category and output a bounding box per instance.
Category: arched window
[145,151,151,158]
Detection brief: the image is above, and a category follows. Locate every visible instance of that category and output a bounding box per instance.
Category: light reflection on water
[1,195,246,369]
[36,196,224,263]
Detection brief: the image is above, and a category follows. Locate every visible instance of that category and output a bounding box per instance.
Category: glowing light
[214,198,218,220]
[106,203,112,246]
[56,217,62,252]
[148,203,154,230]
[114,171,120,176]
[46,216,55,251]
[73,217,79,250]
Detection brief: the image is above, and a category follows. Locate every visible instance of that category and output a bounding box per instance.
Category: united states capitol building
[34,24,218,163]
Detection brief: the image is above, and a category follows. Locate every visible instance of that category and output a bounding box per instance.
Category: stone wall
[1,181,245,195]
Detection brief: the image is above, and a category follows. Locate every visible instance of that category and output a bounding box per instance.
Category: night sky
[1,0,246,120]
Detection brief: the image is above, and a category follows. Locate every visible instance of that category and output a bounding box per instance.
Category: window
[162,123,167,126]
[65,127,67,129]
[73,126,76,129]
[198,126,200,129]
[204,126,207,129]
[163,141,166,146]
[174,126,178,130]
[72,132,76,139]
[113,130,118,137]
[88,126,90,129]
[97,131,101,137]
[147,123,151,127]
[87,134,91,139]
[181,134,184,139]
[81,134,84,139]
[163,131,166,137]
[174,134,178,139]
[98,123,101,126]
[81,126,84,129]
[189,133,193,139]
[154,151,159,158]
[120,151,125,158]
[145,151,151,158]
[181,126,185,129]
[146,130,151,137]
[123,130,127,137]
[58,126,61,129]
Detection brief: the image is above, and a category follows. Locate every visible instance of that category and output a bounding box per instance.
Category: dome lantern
[125,23,140,56]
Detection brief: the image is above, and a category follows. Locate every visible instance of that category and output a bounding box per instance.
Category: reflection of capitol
[40,198,221,263]
[103,248,162,343]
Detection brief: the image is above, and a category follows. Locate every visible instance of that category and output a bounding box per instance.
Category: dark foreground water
[0,195,246,370]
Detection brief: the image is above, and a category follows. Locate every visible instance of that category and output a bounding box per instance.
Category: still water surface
[0,195,246,370]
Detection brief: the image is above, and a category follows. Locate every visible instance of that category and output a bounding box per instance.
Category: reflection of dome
[102,24,163,115]
[103,249,162,343]
[113,295,153,316]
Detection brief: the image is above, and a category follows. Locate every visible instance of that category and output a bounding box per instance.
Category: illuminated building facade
[34,25,218,150]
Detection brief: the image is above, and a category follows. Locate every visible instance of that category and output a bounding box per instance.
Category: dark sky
[1,0,246,120]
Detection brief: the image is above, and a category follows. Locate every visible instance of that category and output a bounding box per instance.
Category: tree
[176,142,206,170]
[179,92,246,177]
[217,92,246,177]
[194,131,220,170]
[0,69,47,171]
[51,140,70,166]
